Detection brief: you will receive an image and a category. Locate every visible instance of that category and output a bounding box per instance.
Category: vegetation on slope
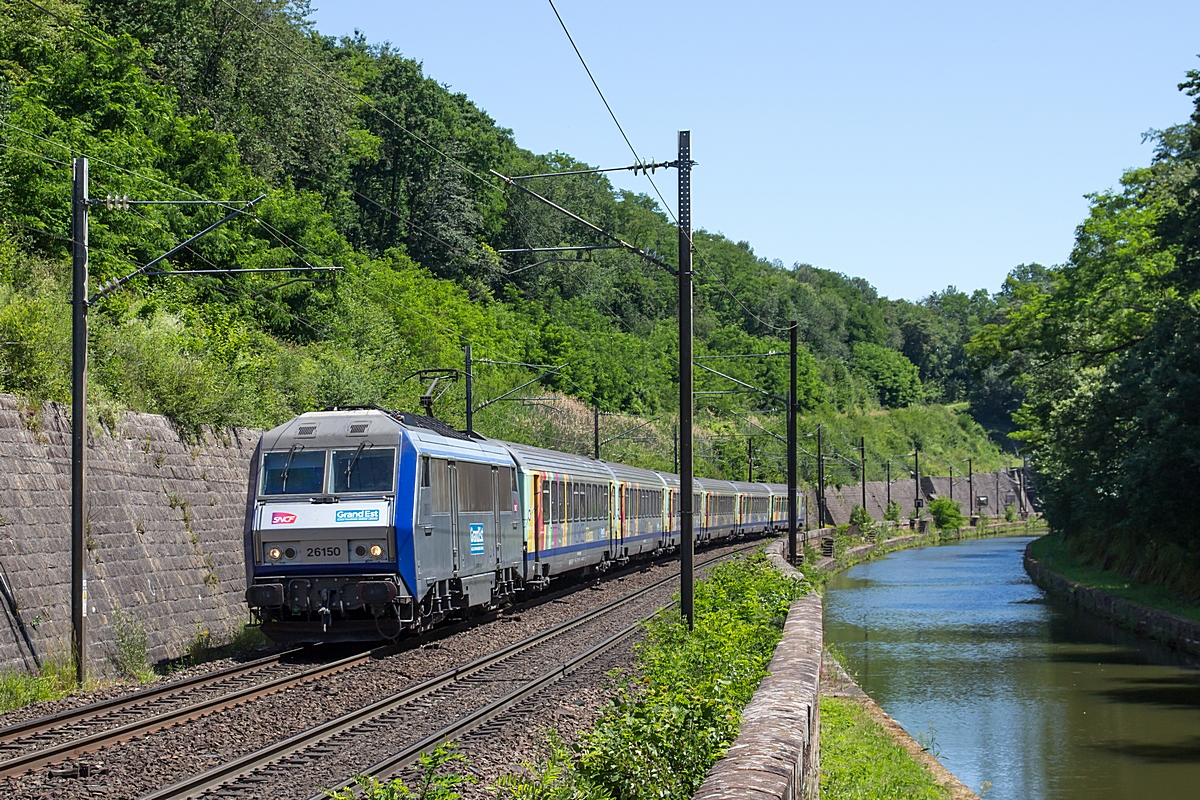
[972,67,1200,598]
[0,0,1011,481]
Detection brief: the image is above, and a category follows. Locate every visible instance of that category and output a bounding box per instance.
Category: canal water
[823,536,1200,800]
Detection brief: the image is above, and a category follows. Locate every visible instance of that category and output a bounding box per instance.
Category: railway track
[0,539,704,782]
[141,542,760,800]
[0,645,381,780]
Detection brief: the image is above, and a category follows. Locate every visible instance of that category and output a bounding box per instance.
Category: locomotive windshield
[261,448,326,495]
[332,447,396,493]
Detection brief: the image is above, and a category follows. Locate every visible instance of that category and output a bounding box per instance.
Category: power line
[543,1,792,335]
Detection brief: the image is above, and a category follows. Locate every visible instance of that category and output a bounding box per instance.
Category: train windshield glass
[332,447,396,493]
[260,448,326,496]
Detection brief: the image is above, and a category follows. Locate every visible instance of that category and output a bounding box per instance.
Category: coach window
[541,480,550,527]
[552,480,562,525]
[430,459,450,514]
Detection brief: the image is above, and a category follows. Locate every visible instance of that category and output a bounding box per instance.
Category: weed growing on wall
[108,605,153,682]
[498,551,808,800]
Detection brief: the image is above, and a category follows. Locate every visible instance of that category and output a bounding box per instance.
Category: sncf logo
[271,512,297,525]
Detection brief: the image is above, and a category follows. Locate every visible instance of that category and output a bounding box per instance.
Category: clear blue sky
[309,1,1200,301]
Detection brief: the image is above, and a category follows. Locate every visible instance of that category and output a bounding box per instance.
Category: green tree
[850,342,922,408]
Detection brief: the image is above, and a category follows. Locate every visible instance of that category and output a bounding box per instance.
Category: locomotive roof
[260,408,514,465]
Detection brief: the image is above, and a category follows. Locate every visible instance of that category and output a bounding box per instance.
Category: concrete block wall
[0,395,260,674]
[815,469,1031,527]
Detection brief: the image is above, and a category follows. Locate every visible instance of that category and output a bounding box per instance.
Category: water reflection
[824,536,1200,800]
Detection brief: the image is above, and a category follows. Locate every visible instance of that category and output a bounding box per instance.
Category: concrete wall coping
[693,538,822,800]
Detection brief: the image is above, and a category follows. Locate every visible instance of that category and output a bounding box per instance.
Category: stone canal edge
[1024,540,1200,657]
[694,532,997,800]
[691,527,1056,796]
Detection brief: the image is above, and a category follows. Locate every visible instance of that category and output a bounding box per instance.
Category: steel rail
[142,542,761,800]
[0,648,303,745]
[313,617,646,800]
[0,646,378,779]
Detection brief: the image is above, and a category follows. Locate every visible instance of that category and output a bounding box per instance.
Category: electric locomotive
[243,407,800,643]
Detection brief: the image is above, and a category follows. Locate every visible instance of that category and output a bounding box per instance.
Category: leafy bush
[498,552,808,800]
[849,505,873,531]
[108,605,153,682]
[927,497,965,531]
[0,656,77,711]
[1004,503,1018,523]
[327,744,471,800]
[850,342,922,408]
[884,500,903,523]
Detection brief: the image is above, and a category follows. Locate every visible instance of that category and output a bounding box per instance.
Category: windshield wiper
[344,442,372,489]
[279,444,304,492]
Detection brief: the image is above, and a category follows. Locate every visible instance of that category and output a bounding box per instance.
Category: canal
[824,536,1200,800]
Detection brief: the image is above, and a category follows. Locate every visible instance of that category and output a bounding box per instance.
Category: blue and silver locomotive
[243,408,801,642]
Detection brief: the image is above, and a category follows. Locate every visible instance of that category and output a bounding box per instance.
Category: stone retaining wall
[694,538,822,800]
[1024,542,1200,656]
[0,395,260,674]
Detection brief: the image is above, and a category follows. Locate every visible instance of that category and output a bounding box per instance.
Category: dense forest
[0,0,1016,484]
[972,69,1200,597]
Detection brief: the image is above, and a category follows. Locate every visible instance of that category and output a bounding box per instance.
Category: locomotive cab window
[332,447,396,493]
[261,448,326,496]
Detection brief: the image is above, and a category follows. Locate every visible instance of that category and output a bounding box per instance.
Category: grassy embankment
[1030,530,1200,623]
[820,695,948,800]
[335,551,809,800]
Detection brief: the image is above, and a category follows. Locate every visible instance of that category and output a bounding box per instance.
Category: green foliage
[820,696,947,800]
[848,505,873,531]
[969,67,1200,598]
[108,605,153,682]
[326,744,472,800]
[0,0,1010,486]
[1004,503,1017,523]
[501,553,807,800]
[0,655,78,711]
[926,497,965,531]
[850,342,922,408]
[884,500,903,523]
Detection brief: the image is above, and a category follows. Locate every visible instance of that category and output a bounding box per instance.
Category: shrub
[500,552,808,800]
[109,605,153,682]
[1005,503,1018,523]
[326,743,471,800]
[927,497,965,531]
[848,505,873,532]
[884,500,902,523]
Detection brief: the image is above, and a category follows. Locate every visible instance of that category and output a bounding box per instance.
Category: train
[243,407,802,642]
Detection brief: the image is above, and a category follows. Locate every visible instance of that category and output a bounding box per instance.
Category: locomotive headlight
[369,544,383,558]
[267,546,282,561]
